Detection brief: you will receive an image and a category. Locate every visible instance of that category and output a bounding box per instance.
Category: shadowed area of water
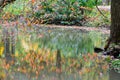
[109,70,120,80]
[4,69,120,80]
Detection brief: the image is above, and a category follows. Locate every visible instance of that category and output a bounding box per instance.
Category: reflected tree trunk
[11,28,16,54]
[3,28,10,56]
[2,27,16,63]
[56,50,61,69]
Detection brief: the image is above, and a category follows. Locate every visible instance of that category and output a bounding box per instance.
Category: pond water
[109,70,120,80]
[16,27,107,56]
[4,69,120,80]
[1,27,119,80]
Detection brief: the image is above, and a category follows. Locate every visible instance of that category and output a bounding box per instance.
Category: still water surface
[4,69,120,80]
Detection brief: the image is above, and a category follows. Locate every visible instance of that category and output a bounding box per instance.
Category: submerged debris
[94,46,120,59]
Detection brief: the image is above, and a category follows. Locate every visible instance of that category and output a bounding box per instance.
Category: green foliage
[111,60,120,73]
[33,0,98,25]
[84,8,111,27]
[1,0,105,26]
[79,0,96,7]
[3,0,30,15]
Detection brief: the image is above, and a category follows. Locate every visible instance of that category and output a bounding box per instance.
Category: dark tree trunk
[110,0,120,44]
[0,0,16,8]
[0,0,4,6]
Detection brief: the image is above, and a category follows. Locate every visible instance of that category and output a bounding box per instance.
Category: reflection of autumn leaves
[0,41,4,56]
[21,40,38,52]
[16,48,57,73]
[0,59,6,79]
[79,53,109,79]
[0,44,108,78]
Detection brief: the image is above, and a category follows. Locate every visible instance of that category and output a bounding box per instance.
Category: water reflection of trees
[109,70,120,80]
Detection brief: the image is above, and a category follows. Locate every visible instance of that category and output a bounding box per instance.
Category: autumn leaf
[31,0,35,4]
[0,41,4,56]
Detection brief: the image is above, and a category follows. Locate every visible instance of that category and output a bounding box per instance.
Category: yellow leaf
[15,51,19,57]
[27,20,32,27]
[0,71,5,79]
[21,40,29,51]
[0,42,4,56]
[32,43,38,51]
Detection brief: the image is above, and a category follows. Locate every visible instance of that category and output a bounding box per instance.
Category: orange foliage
[32,0,35,3]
